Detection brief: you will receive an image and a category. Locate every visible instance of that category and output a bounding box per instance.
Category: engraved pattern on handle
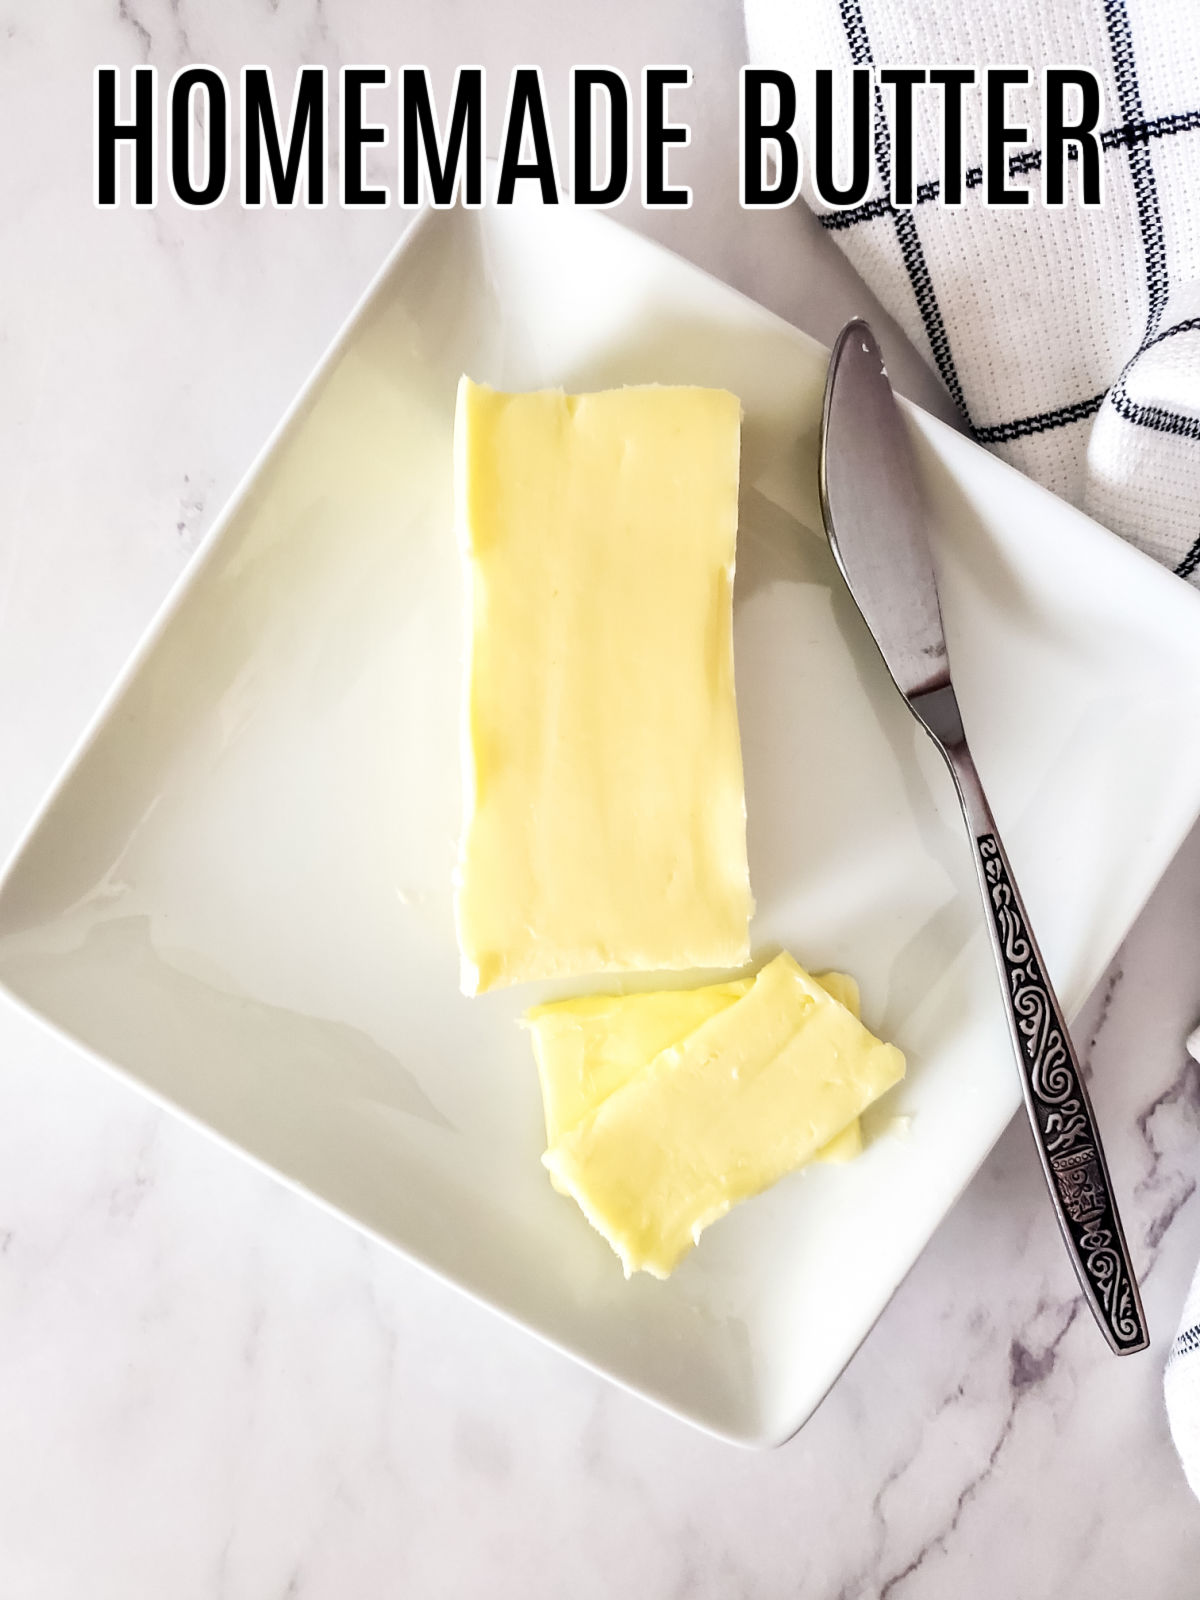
[976,833,1146,1350]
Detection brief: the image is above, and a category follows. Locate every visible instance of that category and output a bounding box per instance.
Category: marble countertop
[3,4,1200,1595]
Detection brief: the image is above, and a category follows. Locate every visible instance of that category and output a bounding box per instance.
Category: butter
[527,978,750,1146]
[541,953,905,1277]
[453,379,752,994]
[806,972,863,1163]
[527,970,865,1161]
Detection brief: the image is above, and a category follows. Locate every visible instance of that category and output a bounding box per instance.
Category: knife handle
[920,688,1149,1353]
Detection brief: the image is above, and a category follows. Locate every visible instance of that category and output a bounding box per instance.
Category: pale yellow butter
[526,970,864,1161]
[453,379,752,994]
[807,972,863,1164]
[527,978,751,1146]
[541,953,905,1278]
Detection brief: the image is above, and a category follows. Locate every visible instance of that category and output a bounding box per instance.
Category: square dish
[3,199,1200,1446]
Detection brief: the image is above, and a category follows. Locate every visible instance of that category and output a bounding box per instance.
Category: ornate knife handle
[918,686,1148,1354]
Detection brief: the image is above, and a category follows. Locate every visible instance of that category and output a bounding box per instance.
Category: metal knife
[818,318,1148,1355]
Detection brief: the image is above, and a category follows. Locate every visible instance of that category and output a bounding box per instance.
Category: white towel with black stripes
[744,0,1200,1492]
[744,0,1200,583]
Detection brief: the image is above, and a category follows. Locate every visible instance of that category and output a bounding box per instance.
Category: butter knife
[818,318,1148,1355]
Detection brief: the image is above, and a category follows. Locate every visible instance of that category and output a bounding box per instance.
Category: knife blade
[819,322,950,705]
[818,318,1149,1355]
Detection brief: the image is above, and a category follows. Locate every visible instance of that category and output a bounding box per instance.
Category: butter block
[454,379,752,994]
[814,1118,863,1165]
[527,970,865,1162]
[542,953,905,1278]
[807,972,863,1164]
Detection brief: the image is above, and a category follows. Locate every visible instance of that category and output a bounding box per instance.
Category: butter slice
[542,953,905,1278]
[807,972,863,1163]
[454,379,752,994]
[527,970,864,1162]
[527,978,751,1146]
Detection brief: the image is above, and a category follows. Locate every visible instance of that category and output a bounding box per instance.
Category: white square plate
[4,201,1200,1447]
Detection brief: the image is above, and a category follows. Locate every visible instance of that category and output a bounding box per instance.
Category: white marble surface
[3,4,1200,1595]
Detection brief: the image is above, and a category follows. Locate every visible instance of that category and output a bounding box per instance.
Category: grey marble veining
[1,3,1199,1595]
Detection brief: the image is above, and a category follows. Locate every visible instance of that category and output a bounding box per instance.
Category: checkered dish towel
[744,0,1200,584]
[744,0,1200,1492]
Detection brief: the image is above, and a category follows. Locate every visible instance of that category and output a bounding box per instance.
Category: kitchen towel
[744,0,1200,1495]
[744,0,1200,583]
